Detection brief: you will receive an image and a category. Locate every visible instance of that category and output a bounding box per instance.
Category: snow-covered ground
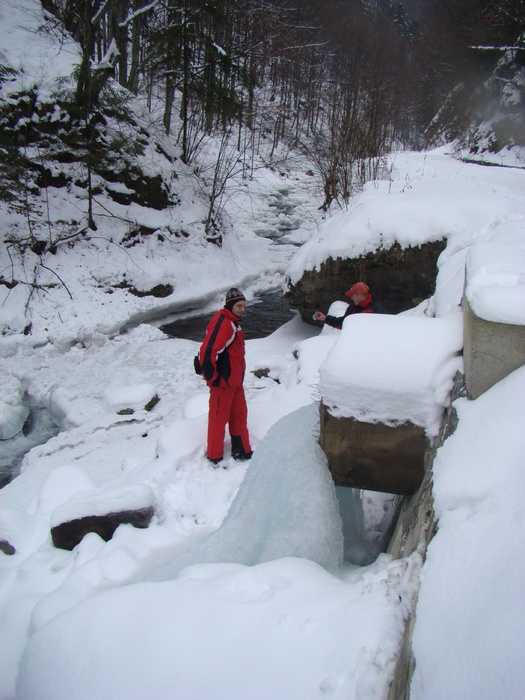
[1,2,525,698]
[1,150,523,698]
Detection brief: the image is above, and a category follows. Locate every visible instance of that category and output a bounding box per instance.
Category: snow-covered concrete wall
[463,297,525,399]
[463,241,525,399]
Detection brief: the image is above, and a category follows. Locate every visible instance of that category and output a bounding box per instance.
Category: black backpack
[193,354,202,375]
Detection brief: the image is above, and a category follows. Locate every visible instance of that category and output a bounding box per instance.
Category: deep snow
[1,2,525,699]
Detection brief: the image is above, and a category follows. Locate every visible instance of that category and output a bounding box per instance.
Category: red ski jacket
[199,308,246,388]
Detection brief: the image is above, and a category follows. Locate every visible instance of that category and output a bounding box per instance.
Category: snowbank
[286,150,525,286]
[16,554,419,700]
[466,242,525,325]
[411,366,525,699]
[50,483,155,529]
[318,313,464,436]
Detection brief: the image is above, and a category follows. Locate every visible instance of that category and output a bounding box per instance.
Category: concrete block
[463,297,525,399]
[319,403,427,495]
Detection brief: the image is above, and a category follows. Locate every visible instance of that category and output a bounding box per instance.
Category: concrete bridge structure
[320,295,525,497]
[318,285,525,699]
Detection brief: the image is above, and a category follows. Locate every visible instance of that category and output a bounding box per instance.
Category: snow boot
[231,435,253,461]
[207,455,223,467]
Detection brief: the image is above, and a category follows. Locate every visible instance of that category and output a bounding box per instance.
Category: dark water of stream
[160,289,295,341]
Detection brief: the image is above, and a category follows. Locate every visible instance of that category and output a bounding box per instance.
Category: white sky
[1,2,525,699]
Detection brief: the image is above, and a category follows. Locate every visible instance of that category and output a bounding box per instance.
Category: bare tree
[201,129,248,244]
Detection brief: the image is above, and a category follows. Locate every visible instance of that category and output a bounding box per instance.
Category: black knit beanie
[224,288,246,312]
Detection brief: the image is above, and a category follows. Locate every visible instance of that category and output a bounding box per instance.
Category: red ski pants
[207,385,251,460]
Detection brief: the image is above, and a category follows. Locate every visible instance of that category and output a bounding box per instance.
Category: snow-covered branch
[91,0,112,26]
[93,39,120,72]
[469,44,523,51]
[119,0,162,29]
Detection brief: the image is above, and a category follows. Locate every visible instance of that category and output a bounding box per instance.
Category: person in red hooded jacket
[198,288,253,465]
[314,281,385,329]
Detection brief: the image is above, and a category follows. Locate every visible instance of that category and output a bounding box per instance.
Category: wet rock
[144,395,160,412]
[111,280,173,298]
[51,506,155,551]
[0,539,16,555]
[252,368,280,383]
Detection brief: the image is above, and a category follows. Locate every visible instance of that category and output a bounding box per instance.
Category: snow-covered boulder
[104,383,159,414]
[0,374,29,440]
[51,484,155,550]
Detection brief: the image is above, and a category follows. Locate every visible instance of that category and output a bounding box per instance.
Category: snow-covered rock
[0,374,29,440]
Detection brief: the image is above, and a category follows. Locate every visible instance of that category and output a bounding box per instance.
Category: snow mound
[104,383,157,412]
[51,483,155,528]
[0,374,29,440]
[411,366,525,699]
[319,314,464,436]
[466,242,525,325]
[16,554,417,700]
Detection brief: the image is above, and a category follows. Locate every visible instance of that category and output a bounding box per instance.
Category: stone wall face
[463,297,525,399]
[319,403,427,495]
[286,240,446,322]
[384,377,465,700]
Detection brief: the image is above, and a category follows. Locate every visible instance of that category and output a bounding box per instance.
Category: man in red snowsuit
[199,288,253,465]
